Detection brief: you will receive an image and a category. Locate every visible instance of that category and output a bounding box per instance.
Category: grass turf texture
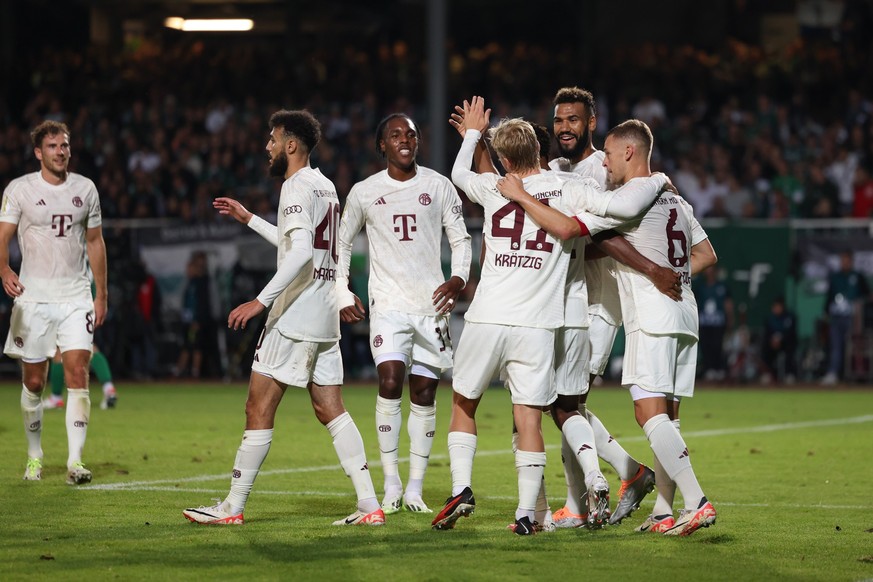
[1,382,872,581]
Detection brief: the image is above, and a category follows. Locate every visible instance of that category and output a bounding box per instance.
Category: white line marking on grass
[83,414,873,492]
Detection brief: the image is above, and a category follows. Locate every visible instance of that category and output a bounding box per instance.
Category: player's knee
[22,374,46,392]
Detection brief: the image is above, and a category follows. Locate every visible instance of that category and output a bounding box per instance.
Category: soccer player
[499,119,718,536]
[432,97,668,535]
[549,87,657,527]
[0,120,108,484]
[337,114,471,515]
[183,110,382,526]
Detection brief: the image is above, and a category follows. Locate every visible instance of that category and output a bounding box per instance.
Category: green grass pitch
[1,382,872,581]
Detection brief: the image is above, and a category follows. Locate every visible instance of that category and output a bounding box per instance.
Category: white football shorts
[251,323,343,388]
[555,326,591,396]
[588,313,619,376]
[369,310,453,371]
[453,322,556,406]
[4,300,94,360]
[621,329,697,398]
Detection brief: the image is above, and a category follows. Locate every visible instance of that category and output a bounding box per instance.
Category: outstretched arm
[214,197,279,246]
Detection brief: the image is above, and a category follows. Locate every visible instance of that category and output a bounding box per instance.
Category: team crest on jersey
[373,335,383,348]
[14,337,23,348]
[418,193,432,206]
[72,196,83,208]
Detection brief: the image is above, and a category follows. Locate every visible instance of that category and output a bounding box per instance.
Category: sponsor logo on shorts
[232,469,241,478]
[426,431,435,438]
[283,205,303,215]
[14,336,23,348]
[373,335,383,348]
[378,425,392,433]
[418,193,432,206]
[72,196,83,208]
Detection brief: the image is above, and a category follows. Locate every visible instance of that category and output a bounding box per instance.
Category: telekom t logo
[51,214,73,237]
[393,214,416,241]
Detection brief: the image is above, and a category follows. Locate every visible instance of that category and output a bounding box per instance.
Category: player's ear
[588,115,596,133]
[286,138,297,156]
[625,143,634,162]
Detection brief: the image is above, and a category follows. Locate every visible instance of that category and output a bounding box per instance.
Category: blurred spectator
[130,260,162,380]
[174,251,216,379]
[695,268,734,381]
[761,296,798,384]
[852,165,873,218]
[822,251,871,384]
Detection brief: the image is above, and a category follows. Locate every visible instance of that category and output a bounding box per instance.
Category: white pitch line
[83,414,873,492]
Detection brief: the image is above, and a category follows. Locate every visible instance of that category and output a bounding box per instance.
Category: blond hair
[489,118,539,172]
[606,119,653,162]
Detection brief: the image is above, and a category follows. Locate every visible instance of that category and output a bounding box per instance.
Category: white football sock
[65,388,90,467]
[515,450,546,521]
[587,408,639,480]
[560,429,586,515]
[327,412,378,513]
[224,429,273,514]
[375,396,403,495]
[21,385,43,460]
[447,431,477,496]
[643,414,705,511]
[650,452,675,517]
[406,402,435,497]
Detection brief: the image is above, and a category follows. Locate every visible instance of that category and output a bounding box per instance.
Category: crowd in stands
[1,5,872,380]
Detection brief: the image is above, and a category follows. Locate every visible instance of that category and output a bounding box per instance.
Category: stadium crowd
[1,4,872,380]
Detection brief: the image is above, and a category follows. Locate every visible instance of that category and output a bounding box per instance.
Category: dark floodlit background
[0,0,871,385]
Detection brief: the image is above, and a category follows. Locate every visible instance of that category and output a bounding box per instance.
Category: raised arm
[449,104,498,175]
[451,96,492,192]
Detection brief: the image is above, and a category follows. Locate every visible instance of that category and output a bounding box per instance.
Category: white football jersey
[461,171,610,329]
[338,166,471,316]
[551,151,622,326]
[0,172,102,303]
[612,192,706,338]
[268,167,341,342]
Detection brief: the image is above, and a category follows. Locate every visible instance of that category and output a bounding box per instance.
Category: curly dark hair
[269,109,321,153]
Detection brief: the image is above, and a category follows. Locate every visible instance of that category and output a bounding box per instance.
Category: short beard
[269,155,288,177]
[557,126,591,161]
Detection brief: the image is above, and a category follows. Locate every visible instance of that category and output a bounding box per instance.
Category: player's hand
[93,296,107,327]
[433,276,464,314]
[214,197,253,225]
[449,105,467,137]
[651,266,682,301]
[228,299,265,330]
[340,294,367,323]
[462,96,491,134]
[496,173,527,202]
[1,268,24,298]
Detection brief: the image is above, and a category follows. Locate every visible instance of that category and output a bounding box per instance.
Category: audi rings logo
[418,193,432,206]
[72,196,83,208]
[426,431,435,438]
[451,204,463,214]
[14,337,23,348]
[373,335,383,347]
[283,205,303,216]
[378,425,392,433]
[29,421,41,430]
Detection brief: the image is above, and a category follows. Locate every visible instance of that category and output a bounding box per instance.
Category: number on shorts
[435,325,451,353]
[85,312,94,334]
[666,208,688,268]
[491,200,554,253]
[314,202,340,263]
